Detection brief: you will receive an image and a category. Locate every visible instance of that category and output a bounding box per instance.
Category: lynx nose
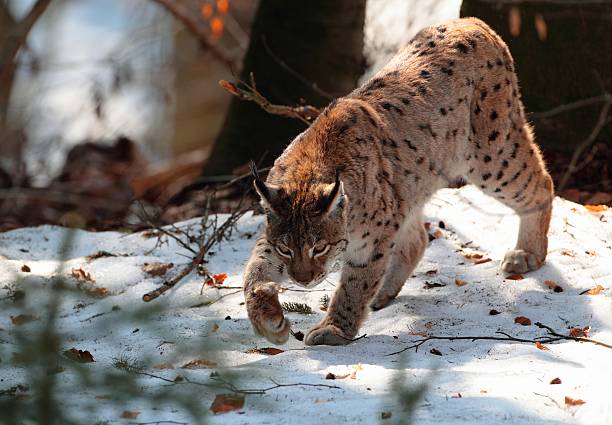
[293,271,314,284]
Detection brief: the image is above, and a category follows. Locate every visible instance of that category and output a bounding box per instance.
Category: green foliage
[381,355,431,425]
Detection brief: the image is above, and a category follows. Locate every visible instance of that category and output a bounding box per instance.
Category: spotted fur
[243,18,553,346]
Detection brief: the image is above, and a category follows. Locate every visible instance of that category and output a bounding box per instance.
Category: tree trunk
[202,0,367,176]
[460,0,612,152]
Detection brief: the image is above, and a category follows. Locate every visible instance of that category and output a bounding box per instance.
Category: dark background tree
[461,0,612,152]
[201,0,367,176]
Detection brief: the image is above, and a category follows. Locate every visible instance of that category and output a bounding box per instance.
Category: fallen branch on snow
[142,196,247,302]
[387,321,612,356]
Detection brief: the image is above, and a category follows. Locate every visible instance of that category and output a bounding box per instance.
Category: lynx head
[250,162,348,288]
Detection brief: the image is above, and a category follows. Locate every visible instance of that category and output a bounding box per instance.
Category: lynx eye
[275,244,293,258]
[311,244,330,258]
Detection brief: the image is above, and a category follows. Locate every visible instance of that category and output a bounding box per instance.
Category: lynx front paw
[305,324,351,346]
[370,293,395,311]
[501,249,543,274]
[247,283,290,345]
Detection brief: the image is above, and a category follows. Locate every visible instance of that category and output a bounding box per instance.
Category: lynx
[243,18,553,346]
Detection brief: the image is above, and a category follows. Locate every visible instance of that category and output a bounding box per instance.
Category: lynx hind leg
[370,214,428,310]
[467,121,553,274]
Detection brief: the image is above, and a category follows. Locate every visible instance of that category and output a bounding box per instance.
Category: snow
[1,186,611,424]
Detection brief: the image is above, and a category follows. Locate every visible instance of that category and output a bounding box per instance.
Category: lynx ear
[319,171,346,215]
[250,161,281,212]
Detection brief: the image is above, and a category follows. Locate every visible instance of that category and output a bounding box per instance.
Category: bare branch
[530,93,612,119]
[142,196,248,302]
[219,74,321,124]
[387,322,612,356]
[557,97,611,191]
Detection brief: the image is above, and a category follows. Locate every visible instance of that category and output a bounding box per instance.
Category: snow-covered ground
[1,187,611,424]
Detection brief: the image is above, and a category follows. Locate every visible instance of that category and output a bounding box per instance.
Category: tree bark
[460,0,612,151]
[202,0,367,176]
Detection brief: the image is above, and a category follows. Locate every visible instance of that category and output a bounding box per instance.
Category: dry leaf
[569,326,590,338]
[455,279,467,287]
[461,251,492,264]
[506,273,524,280]
[564,396,586,406]
[206,272,229,286]
[560,249,576,257]
[550,377,562,385]
[210,394,245,414]
[408,330,428,337]
[583,285,603,295]
[85,251,116,262]
[141,229,160,238]
[21,264,30,272]
[325,372,336,380]
[434,229,443,238]
[86,287,109,298]
[489,309,501,316]
[120,410,140,419]
[245,347,284,355]
[584,204,608,213]
[217,0,229,15]
[71,268,94,283]
[509,6,521,36]
[514,316,532,326]
[152,363,175,369]
[544,280,563,293]
[63,348,94,363]
[11,314,37,326]
[535,341,549,351]
[143,262,173,277]
[480,389,488,394]
[201,2,213,18]
[181,359,218,369]
[534,14,547,40]
[430,348,443,356]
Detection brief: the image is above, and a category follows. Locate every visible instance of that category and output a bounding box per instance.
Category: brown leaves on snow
[245,347,284,356]
[63,348,94,363]
[210,394,245,414]
[514,316,532,326]
[564,396,586,406]
[143,262,174,277]
[461,250,492,265]
[580,285,604,295]
[569,326,591,338]
[180,359,218,369]
[11,314,37,326]
[71,268,94,283]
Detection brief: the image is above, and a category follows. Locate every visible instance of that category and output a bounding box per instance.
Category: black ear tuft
[250,160,270,201]
[318,169,344,214]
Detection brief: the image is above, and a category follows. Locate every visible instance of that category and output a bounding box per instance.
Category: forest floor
[1,186,611,425]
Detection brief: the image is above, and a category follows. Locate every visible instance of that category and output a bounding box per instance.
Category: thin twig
[557,98,611,191]
[530,93,612,119]
[534,322,612,349]
[219,73,321,125]
[150,0,237,70]
[121,366,341,395]
[261,35,334,100]
[142,196,247,302]
[387,322,612,356]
